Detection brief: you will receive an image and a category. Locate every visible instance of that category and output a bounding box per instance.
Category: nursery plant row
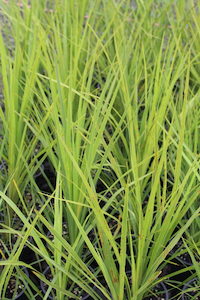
[0,0,199,299]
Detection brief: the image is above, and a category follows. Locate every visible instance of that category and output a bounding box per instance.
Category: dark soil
[35,159,56,194]
[40,266,93,300]
[40,266,55,299]
[143,282,169,300]
[182,278,200,300]
[169,238,199,266]
[5,277,25,299]
[4,268,29,300]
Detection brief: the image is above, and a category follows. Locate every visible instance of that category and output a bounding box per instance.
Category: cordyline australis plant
[0,1,45,225]
[93,5,200,300]
[21,0,123,297]
[0,0,199,300]
[28,0,126,248]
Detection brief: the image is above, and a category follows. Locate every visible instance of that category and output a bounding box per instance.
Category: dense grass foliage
[0,0,199,299]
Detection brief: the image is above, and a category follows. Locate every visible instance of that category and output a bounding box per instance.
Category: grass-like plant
[0,0,199,299]
[0,1,46,227]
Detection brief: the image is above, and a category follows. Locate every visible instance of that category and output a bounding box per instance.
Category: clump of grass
[0,0,199,299]
[0,1,46,226]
